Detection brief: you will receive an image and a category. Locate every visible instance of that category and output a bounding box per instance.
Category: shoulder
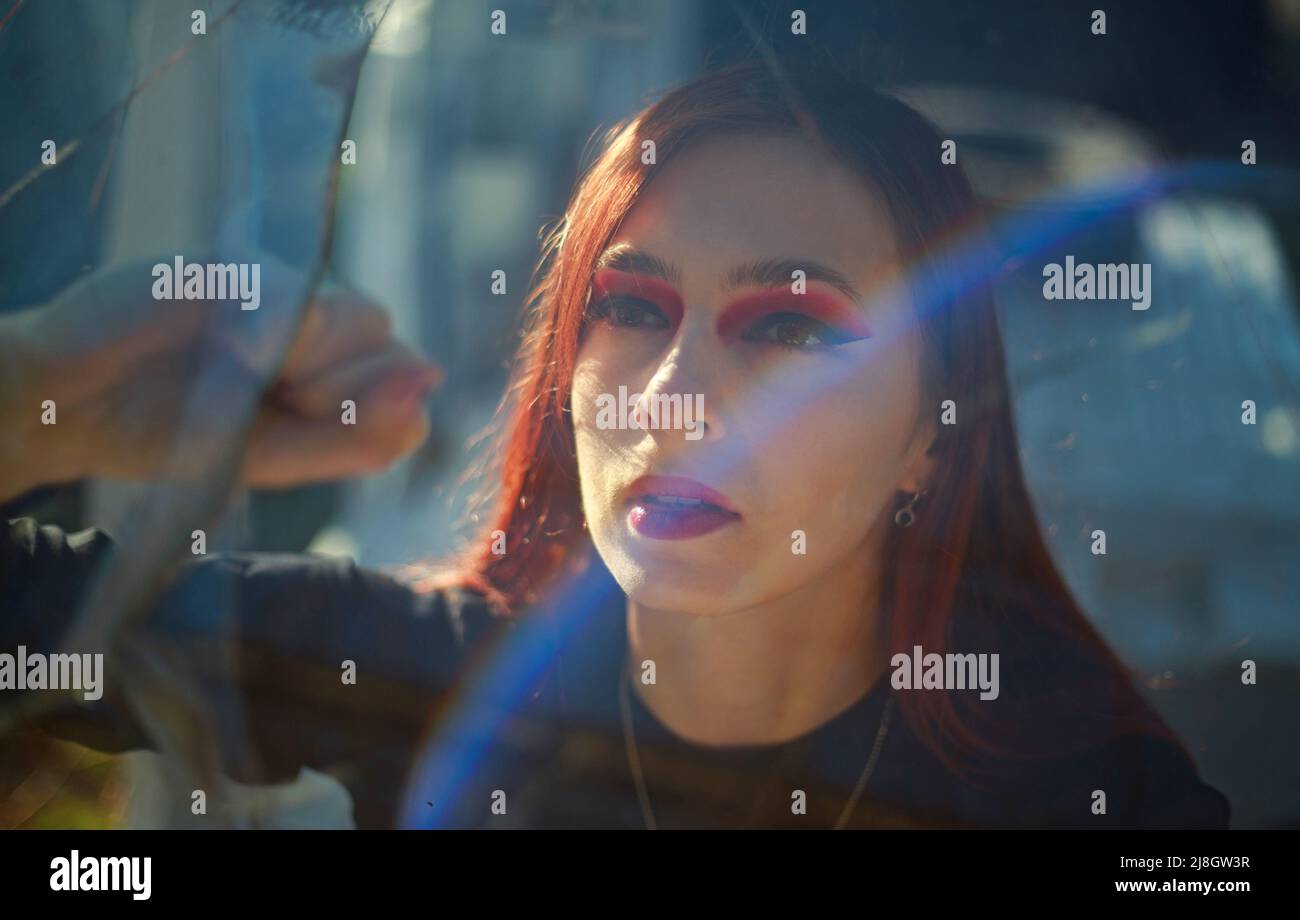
[149,551,516,685]
[950,599,1230,828]
[170,550,501,624]
[1007,731,1231,829]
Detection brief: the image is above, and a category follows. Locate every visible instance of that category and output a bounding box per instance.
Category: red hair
[420,59,1184,783]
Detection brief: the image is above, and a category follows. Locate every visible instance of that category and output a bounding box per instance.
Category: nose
[636,320,726,444]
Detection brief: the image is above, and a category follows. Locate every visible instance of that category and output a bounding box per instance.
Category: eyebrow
[594,246,865,305]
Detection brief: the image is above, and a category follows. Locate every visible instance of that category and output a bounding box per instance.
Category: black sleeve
[2,516,512,827]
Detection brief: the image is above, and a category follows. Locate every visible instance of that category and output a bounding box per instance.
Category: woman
[14,59,1229,829]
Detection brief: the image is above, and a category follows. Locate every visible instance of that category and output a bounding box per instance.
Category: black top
[2,517,1231,829]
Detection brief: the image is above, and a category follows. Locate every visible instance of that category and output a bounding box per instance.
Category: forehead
[612,132,901,286]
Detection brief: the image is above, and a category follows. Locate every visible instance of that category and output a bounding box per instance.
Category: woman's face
[572,132,937,615]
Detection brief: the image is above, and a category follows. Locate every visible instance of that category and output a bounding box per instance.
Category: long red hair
[423,59,1184,782]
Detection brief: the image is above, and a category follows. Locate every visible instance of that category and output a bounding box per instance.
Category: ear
[897,414,939,495]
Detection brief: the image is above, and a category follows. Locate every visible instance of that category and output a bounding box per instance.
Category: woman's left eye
[743,313,861,349]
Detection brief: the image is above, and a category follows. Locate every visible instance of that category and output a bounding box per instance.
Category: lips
[625,475,740,540]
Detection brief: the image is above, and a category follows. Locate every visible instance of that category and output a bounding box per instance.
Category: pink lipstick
[626,475,740,540]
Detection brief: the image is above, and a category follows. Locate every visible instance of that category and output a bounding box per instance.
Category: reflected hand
[0,256,441,501]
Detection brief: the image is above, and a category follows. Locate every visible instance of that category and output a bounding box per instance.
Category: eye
[586,295,671,331]
[743,312,864,349]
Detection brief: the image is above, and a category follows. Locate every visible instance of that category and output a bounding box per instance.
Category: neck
[624,527,890,747]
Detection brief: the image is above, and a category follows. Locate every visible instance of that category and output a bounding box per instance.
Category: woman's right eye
[587,295,671,330]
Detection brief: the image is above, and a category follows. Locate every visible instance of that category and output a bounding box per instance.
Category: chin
[624,579,742,617]
[596,532,757,616]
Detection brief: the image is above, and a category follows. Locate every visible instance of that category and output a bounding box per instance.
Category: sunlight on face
[572,133,936,615]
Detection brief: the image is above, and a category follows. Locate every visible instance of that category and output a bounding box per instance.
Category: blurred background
[2,0,1298,828]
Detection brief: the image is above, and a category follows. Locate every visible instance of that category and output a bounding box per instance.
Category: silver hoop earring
[894,489,925,528]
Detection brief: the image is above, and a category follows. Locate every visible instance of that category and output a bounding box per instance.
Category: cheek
[572,356,609,461]
[571,349,605,428]
[750,348,922,536]
[572,332,648,407]
[571,351,637,508]
[571,330,668,443]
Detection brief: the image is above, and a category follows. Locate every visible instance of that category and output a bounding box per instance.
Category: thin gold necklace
[618,661,895,829]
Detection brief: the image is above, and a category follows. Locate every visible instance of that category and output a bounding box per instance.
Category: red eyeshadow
[591,268,683,327]
[714,286,873,340]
